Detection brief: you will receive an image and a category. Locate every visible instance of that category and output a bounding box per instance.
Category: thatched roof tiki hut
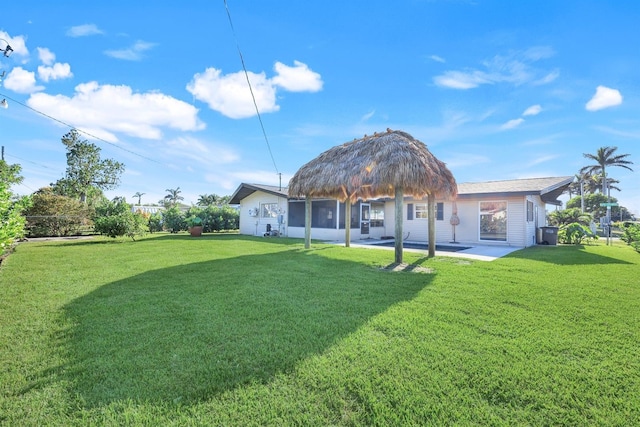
[288,129,457,262]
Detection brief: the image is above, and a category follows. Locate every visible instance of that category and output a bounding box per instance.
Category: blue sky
[1,1,638,214]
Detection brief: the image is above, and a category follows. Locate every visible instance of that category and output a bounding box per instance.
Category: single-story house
[229,176,573,247]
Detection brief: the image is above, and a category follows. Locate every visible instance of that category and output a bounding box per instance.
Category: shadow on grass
[503,244,633,265]
[51,233,307,248]
[61,248,431,407]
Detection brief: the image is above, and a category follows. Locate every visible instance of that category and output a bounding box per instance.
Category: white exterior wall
[383,196,536,247]
[288,226,350,241]
[237,189,545,247]
[457,196,531,247]
[238,192,288,236]
[506,197,526,247]
[525,195,548,246]
[383,200,451,243]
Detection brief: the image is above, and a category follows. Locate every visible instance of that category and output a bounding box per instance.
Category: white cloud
[66,24,104,37]
[523,104,542,116]
[586,85,623,111]
[434,70,491,89]
[429,55,446,63]
[26,81,205,141]
[163,136,239,166]
[527,154,559,167]
[443,153,491,169]
[37,47,56,65]
[534,69,560,85]
[187,68,278,119]
[187,61,323,119]
[3,67,44,93]
[104,41,156,61]
[522,46,555,61]
[434,46,556,90]
[361,110,375,121]
[271,61,323,92]
[0,31,28,57]
[501,118,525,130]
[38,63,73,82]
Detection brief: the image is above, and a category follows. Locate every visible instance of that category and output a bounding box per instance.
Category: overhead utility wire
[223,0,279,174]
[0,92,164,165]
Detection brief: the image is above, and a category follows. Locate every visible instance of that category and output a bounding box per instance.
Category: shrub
[25,189,91,237]
[148,212,164,233]
[548,208,592,227]
[93,198,148,240]
[198,205,239,233]
[0,184,31,257]
[620,223,640,253]
[558,222,598,245]
[162,206,186,233]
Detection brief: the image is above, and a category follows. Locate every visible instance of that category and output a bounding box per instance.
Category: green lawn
[1,234,638,426]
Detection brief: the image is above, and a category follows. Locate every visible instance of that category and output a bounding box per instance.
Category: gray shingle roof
[457,176,573,204]
[231,176,574,205]
[229,183,288,205]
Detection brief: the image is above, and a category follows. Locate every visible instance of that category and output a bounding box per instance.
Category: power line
[5,152,57,171]
[223,0,279,174]
[0,92,164,165]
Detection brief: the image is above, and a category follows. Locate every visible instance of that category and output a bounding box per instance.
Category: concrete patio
[329,239,524,261]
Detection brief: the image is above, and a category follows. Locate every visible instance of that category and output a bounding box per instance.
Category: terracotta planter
[189,226,203,237]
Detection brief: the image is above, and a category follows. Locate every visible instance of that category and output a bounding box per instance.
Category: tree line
[1,130,238,252]
[552,146,637,247]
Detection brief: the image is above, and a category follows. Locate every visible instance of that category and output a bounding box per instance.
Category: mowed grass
[1,234,639,426]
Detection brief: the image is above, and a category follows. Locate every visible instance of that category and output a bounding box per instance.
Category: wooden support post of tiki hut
[304,197,311,249]
[345,199,351,248]
[428,193,436,257]
[395,186,404,263]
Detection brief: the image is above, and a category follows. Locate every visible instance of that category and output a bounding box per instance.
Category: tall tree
[0,159,24,186]
[133,192,145,205]
[164,187,184,206]
[197,193,219,206]
[54,129,125,203]
[0,161,30,256]
[580,146,633,194]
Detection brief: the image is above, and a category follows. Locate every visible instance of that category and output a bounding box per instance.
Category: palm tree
[132,192,145,205]
[197,193,219,206]
[164,187,184,207]
[580,146,633,194]
[592,174,621,194]
[548,208,592,227]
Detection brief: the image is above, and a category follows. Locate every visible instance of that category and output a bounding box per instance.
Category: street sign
[600,202,618,207]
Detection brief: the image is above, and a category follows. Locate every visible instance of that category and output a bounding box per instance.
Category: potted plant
[187,216,203,237]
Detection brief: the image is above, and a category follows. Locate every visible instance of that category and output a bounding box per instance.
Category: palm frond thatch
[288,129,457,201]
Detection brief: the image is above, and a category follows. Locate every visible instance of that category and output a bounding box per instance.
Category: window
[339,201,360,229]
[288,201,305,227]
[415,203,429,219]
[261,203,278,218]
[370,203,384,227]
[313,200,337,229]
[480,201,507,241]
[407,202,442,220]
[286,200,338,229]
[526,200,534,222]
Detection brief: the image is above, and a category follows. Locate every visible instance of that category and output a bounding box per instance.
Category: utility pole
[1,145,4,161]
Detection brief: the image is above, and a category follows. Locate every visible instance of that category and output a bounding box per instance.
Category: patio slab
[328,239,524,261]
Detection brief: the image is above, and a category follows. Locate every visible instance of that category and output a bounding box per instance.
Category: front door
[360,203,370,236]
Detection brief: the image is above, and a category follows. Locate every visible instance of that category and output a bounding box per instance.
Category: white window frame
[414,203,429,219]
[479,200,508,242]
[261,202,279,218]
